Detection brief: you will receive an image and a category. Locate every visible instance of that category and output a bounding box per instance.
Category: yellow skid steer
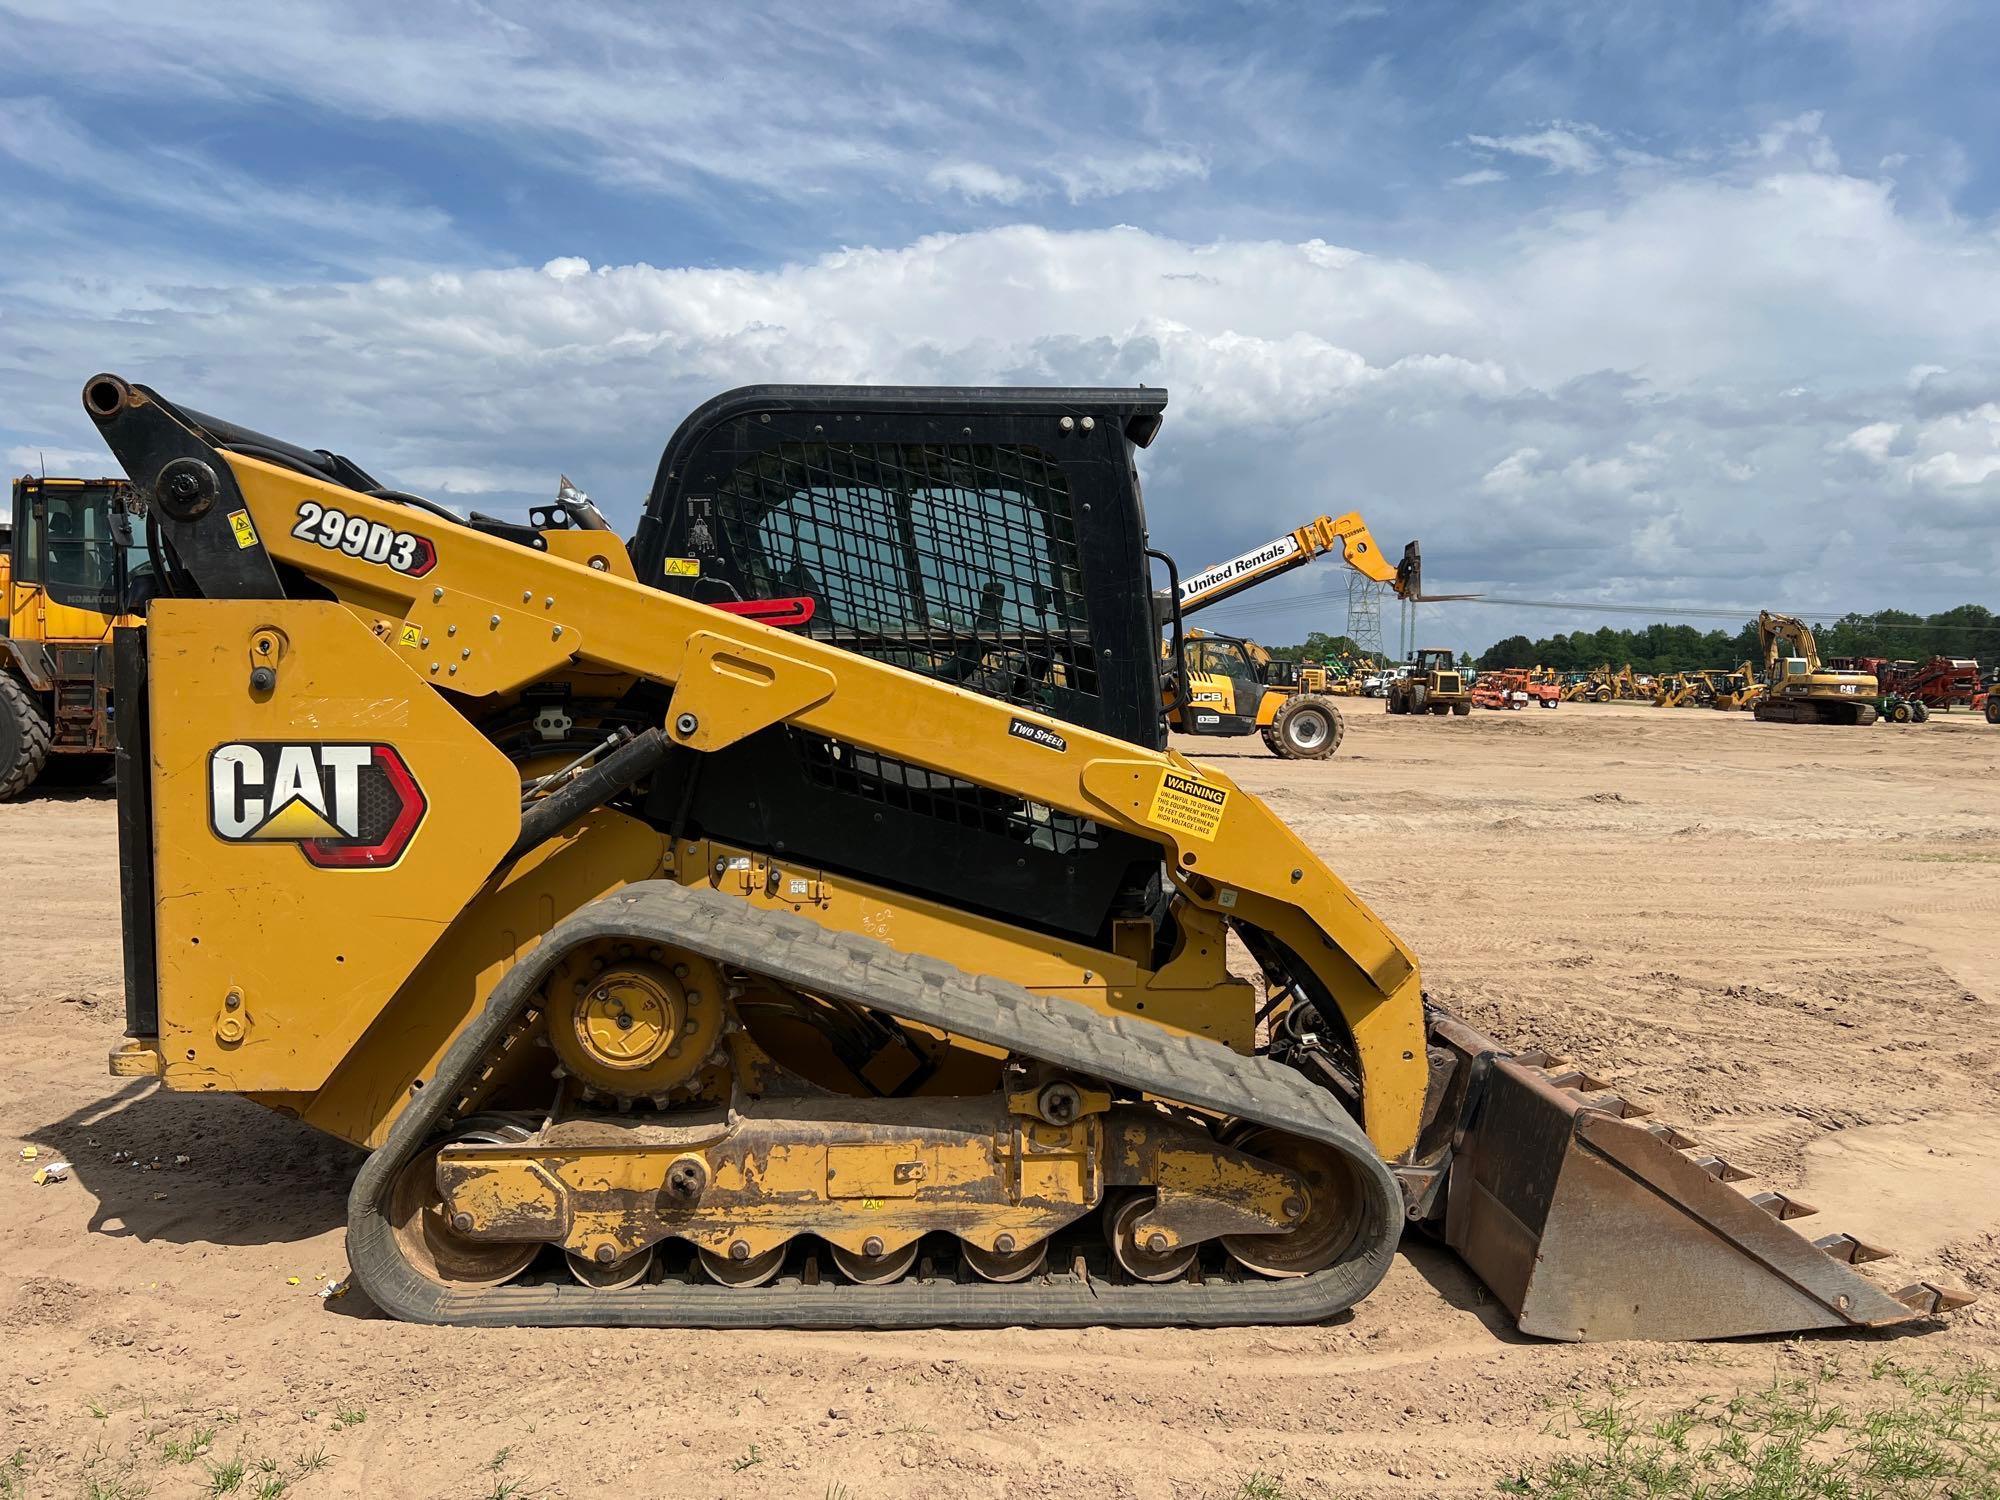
[81,374,1965,1338]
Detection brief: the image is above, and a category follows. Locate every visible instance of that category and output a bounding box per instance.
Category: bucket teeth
[1893,1282,1978,1316]
[1687,1153,1753,1183]
[1570,1090,1649,1119]
[1510,1047,1560,1069]
[1540,1068,1607,1091]
[1812,1232,1891,1265]
[1748,1190,1817,1220]
[1644,1122,1698,1149]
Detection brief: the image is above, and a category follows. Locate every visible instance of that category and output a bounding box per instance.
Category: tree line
[1263,606,1999,675]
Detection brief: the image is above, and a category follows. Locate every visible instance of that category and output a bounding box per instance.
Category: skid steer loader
[81,374,1966,1338]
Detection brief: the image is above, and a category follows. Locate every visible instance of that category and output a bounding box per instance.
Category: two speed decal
[292,501,436,577]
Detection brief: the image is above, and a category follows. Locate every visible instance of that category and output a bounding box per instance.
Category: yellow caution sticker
[227,509,259,549]
[662,557,701,578]
[1148,770,1228,842]
[397,624,422,651]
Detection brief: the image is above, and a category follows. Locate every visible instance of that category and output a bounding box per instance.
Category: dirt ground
[3,701,1998,1499]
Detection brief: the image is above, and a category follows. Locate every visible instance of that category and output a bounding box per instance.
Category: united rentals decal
[209,743,427,869]
[1176,535,1301,606]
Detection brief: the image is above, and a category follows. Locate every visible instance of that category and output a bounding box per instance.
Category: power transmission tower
[1347,573,1386,660]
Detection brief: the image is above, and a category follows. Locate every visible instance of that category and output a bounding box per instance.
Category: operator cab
[8,476,147,623]
[628,385,1173,945]
[1176,632,1264,737]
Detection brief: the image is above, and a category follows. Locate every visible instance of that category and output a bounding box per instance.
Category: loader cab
[7,477,145,642]
[630,385,1172,945]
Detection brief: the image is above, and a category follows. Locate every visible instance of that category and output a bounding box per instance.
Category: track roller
[1106,1193,1198,1282]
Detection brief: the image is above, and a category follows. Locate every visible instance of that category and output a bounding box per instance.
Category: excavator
[78,374,1966,1340]
[1163,514,1417,759]
[1753,612,1880,726]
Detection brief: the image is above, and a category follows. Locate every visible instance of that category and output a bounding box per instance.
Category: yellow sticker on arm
[397,624,422,650]
[227,510,259,549]
[1148,770,1228,842]
[662,557,701,578]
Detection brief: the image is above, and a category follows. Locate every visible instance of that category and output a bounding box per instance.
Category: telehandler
[80,375,1964,1339]
[1162,513,1418,760]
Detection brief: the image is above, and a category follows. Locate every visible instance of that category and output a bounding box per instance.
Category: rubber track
[347,880,1405,1328]
[0,672,52,801]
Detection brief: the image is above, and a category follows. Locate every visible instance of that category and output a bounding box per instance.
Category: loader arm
[1176,512,1406,617]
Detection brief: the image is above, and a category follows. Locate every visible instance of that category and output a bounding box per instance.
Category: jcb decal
[209,742,427,869]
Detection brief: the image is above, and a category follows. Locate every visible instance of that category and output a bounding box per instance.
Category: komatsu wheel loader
[2,475,146,798]
[81,375,1966,1338]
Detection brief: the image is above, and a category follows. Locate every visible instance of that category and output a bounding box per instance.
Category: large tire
[0,673,54,801]
[1986,697,2000,725]
[1268,695,1344,760]
[1890,701,1912,724]
[1451,702,1471,716]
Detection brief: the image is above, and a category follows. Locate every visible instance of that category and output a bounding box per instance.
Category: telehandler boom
[81,375,1964,1339]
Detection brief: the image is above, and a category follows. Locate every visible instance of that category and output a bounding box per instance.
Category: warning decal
[662,557,702,578]
[228,509,259,549]
[397,624,422,651]
[1148,770,1228,842]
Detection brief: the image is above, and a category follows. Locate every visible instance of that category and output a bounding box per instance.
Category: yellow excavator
[1753,612,1879,725]
[79,374,1965,1340]
[1163,514,1417,759]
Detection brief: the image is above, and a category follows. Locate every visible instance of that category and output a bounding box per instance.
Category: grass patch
[1497,1358,1999,1499]
[730,1445,766,1473]
[1237,1475,1289,1499]
[203,1455,246,1495]
[159,1426,217,1465]
[330,1404,366,1431]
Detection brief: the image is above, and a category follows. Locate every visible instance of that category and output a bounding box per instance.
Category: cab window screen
[42,491,121,612]
[711,441,1097,716]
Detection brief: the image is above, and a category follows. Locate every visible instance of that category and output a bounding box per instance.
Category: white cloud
[1832,421,1902,462]
[1450,169,1507,188]
[8,125,2000,647]
[1051,149,1209,203]
[1465,123,1607,175]
[925,162,1036,205]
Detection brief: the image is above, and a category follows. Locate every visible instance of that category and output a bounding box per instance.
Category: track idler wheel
[1219,1127,1365,1278]
[829,1239,921,1285]
[388,1131,540,1291]
[1106,1193,1198,1282]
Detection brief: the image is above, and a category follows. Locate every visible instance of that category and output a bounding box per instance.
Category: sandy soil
[3,701,1997,1498]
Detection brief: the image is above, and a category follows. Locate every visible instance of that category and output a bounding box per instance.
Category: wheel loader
[2,475,146,798]
[80,374,1966,1338]
[1386,648,1472,715]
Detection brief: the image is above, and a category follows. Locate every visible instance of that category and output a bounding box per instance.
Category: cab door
[31,480,126,642]
[1180,638,1261,736]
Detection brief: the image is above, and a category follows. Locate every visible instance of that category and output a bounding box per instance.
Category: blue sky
[3,0,1997,650]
